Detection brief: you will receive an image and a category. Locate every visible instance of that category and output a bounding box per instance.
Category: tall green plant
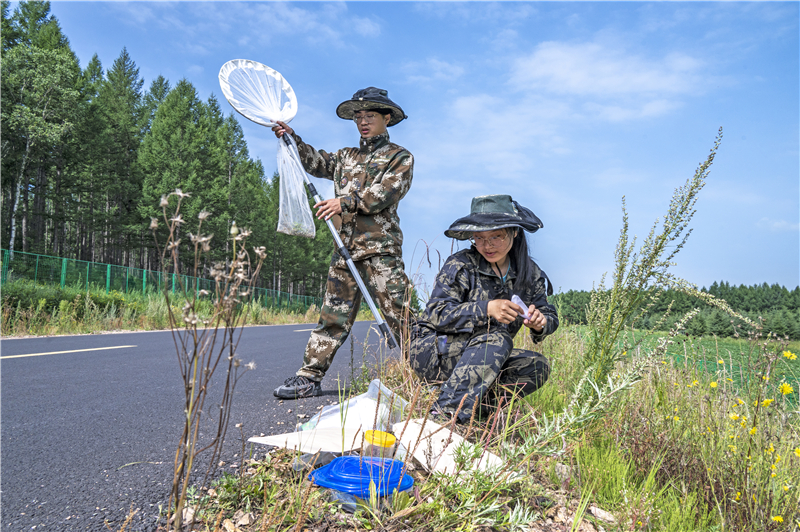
[582,128,723,388]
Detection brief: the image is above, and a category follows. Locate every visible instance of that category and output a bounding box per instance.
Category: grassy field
[161,322,799,532]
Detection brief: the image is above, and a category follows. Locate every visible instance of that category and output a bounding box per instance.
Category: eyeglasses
[471,234,508,247]
[353,112,381,124]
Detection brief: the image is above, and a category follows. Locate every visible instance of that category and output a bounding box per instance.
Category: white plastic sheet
[218,59,314,238]
[299,379,408,433]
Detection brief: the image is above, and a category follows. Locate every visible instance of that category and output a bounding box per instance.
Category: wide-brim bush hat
[444,194,543,240]
[336,87,407,126]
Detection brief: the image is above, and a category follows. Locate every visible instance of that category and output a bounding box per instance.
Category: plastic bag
[299,379,408,432]
[277,135,316,238]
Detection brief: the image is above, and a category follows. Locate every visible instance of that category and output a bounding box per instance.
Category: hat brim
[444,212,543,240]
[336,100,406,126]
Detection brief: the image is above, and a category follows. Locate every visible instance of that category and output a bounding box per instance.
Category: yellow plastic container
[363,430,397,459]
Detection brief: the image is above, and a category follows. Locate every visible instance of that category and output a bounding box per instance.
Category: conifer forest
[1,1,334,297]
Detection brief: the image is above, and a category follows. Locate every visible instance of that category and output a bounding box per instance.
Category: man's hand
[487,299,525,325]
[271,120,293,138]
[523,305,546,333]
[314,198,342,220]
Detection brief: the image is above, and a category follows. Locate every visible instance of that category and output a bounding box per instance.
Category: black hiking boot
[274,376,322,399]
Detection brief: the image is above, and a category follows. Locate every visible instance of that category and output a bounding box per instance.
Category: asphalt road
[1,321,389,531]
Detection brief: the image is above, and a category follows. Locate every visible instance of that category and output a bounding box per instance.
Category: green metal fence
[0,249,323,312]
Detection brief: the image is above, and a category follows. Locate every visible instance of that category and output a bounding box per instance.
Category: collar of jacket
[359,131,390,153]
[470,247,518,282]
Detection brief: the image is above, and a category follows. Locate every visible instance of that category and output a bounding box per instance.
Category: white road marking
[1,345,138,360]
[293,328,315,332]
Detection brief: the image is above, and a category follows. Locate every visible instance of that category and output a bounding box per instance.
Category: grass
[0,279,372,337]
[168,323,799,532]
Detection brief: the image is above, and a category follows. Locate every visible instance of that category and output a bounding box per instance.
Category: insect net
[218,59,315,238]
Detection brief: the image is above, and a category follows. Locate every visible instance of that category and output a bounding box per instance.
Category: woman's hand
[314,198,342,220]
[487,299,525,325]
[271,120,293,138]
[523,305,547,332]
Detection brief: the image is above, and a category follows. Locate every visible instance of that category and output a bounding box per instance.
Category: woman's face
[472,228,514,265]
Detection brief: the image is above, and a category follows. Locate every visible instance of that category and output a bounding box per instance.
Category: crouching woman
[410,194,558,423]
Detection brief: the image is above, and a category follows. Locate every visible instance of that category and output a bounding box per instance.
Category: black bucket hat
[336,87,407,126]
[444,194,543,240]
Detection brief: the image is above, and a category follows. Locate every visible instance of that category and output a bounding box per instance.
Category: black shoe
[274,376,322,399]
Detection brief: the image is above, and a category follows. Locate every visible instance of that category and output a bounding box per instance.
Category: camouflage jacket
[416,248,558,345]
[291,131,414,261]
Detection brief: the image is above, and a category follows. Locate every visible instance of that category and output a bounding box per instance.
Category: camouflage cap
[336,87,407,126]
[444,194,543,240]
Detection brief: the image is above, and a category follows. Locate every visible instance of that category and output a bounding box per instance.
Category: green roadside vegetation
[0,279,371,336]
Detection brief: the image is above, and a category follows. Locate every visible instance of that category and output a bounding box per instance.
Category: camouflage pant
[409,326,550,422]
[298,253,410,381]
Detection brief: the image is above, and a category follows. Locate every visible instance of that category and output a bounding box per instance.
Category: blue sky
[49,1,799,294]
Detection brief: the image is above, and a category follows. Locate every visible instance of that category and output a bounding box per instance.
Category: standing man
[271,87,414,399]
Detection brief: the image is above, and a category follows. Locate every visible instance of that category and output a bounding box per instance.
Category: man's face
[353,110,391,138]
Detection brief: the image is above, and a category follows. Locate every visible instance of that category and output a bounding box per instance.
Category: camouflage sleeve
[529,276,559,343]
[290,132,338,180]
[339,151,413,214]
[424,256,489,333]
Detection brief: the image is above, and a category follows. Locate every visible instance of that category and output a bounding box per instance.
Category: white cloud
[757,218,800,232]
[401,58,465,84]
[510,42,705,97]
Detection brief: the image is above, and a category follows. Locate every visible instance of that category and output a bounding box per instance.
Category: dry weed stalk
[152,190,265,530]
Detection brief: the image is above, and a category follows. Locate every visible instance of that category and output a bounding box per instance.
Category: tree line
[552,281,800,340]
[1,1,335,297]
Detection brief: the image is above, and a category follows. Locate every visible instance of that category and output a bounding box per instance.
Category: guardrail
[0,249,323,312]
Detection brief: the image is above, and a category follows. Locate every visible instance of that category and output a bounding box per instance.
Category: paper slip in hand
[511,295,531,320]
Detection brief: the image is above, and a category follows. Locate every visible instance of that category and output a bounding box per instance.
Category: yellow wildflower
[674,407,679,413]
[673,416,680,422]
[761,398,774,407]
[692,380,699,387]
[784,485,790,492]
[717,359,724,364]
[783,350,797,360]
[779,382,793,395]
[772,516,783,523]
[729,414,739,421]
[710,381,718,388]
[795,447,800,458]
[749,427,757,435]
[771,472,777,478]
[728,444,737,452]
[735,492,741,501]
[766,443,775,454]
[726,378,733,382]
[740,420,747,428]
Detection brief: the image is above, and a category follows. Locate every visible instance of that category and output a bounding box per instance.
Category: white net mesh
[218,59,297,127]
